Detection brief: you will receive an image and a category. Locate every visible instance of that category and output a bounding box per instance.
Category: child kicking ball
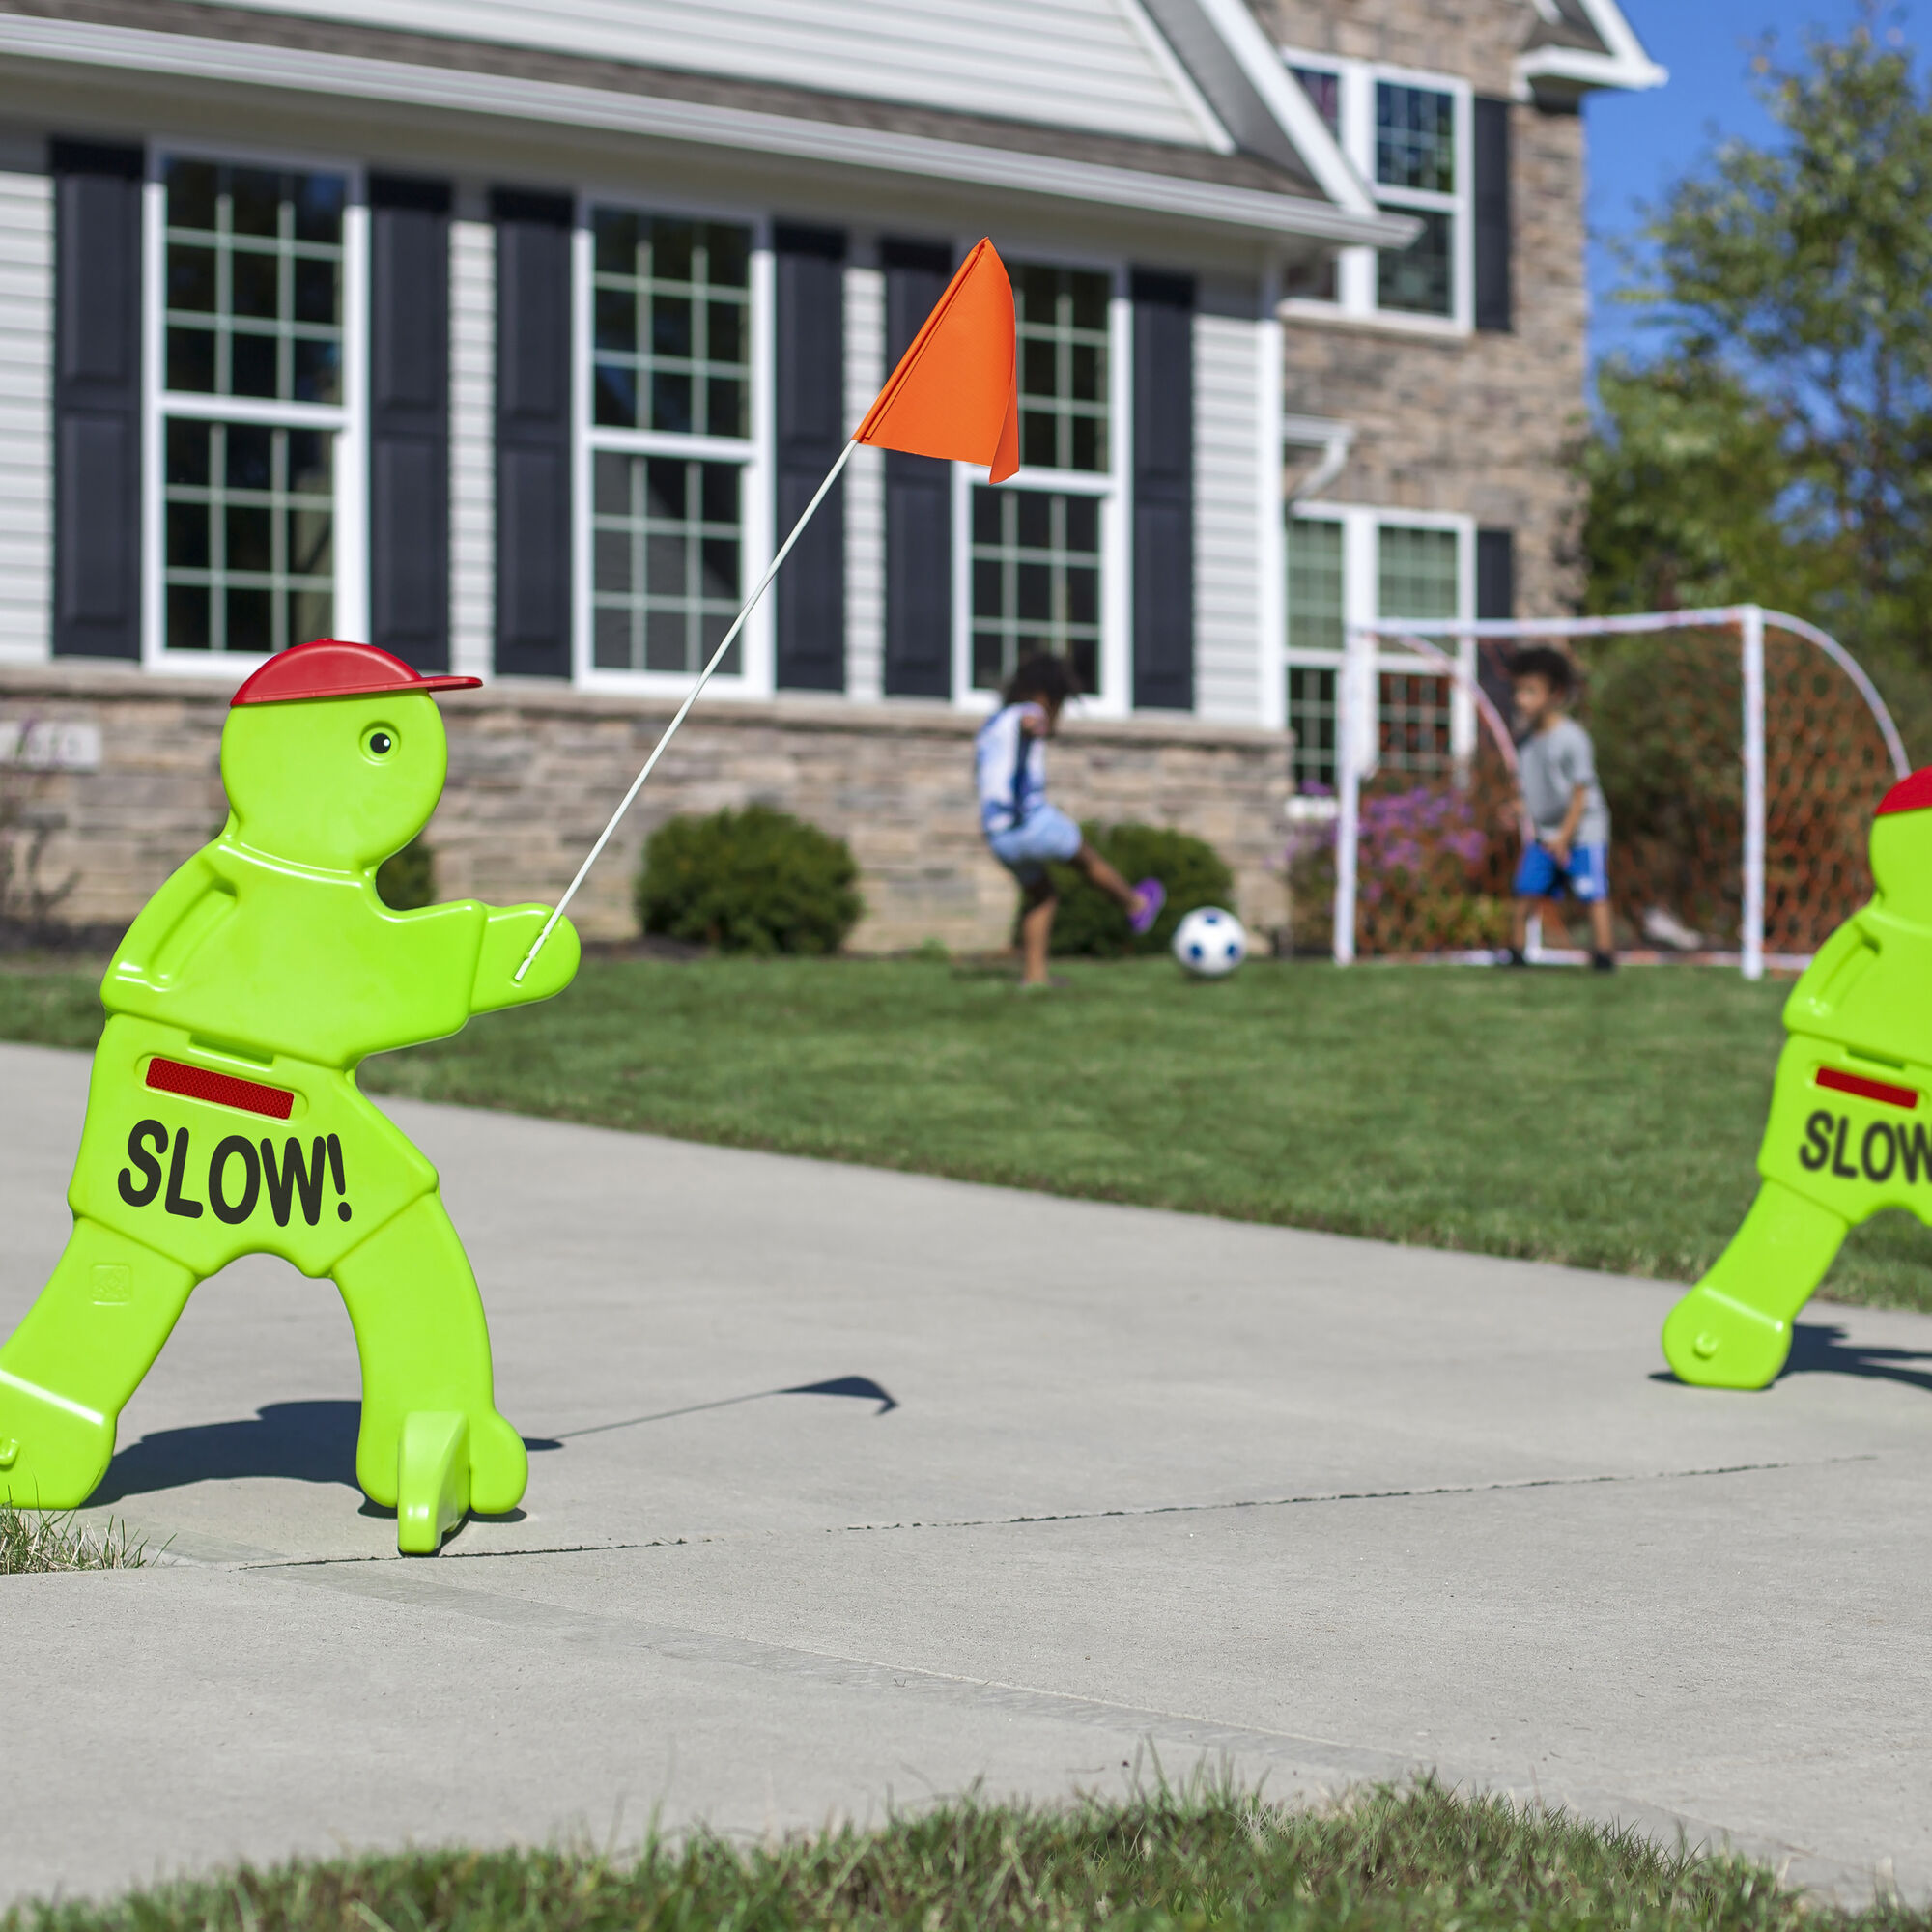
[975,654,1163,987]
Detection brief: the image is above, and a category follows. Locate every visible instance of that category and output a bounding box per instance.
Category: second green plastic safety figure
[0,640,579,1551]
[1663,768,1932,1388]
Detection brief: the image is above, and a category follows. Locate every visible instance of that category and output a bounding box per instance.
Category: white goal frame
[1330,605,1910,980]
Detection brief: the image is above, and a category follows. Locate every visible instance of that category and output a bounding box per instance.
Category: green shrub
[1046,821,1235,956]
[638,805,863,955]
[376,837,435,911]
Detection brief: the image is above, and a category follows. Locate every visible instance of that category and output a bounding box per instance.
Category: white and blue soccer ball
[1172,906,1247,979]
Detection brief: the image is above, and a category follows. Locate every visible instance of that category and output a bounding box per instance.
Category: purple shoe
[1128,878,1166,936]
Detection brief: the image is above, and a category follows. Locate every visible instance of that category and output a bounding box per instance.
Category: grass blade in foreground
[4,1780,1912,1931]
[0,1501,147,1573]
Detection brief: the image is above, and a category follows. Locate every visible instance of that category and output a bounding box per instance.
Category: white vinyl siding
[842,258,884,702]
[1191,302,1264,724]
[205,0,1224,148]
[0,158,51,664]
[448,212,494,680]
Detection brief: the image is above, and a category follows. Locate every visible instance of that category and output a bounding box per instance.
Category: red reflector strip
[1817,1066,1918,1111]
[146,1057,294,1121]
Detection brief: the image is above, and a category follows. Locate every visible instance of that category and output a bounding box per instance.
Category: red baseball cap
[230,639,483,708]
[1876,769,1932,817]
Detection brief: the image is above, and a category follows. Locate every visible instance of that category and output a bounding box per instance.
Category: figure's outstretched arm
[1783,915,1874,1035]
[469,904,580,1012]
[101,846,234,1004]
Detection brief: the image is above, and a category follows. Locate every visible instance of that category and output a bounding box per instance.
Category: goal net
[1298,607,1908,979]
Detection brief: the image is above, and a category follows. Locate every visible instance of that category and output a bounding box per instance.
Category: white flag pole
[513,437,859,983]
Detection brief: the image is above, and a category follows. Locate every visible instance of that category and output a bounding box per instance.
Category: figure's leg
[0,1218,198,1508]
[331,1194,526,1523]
[1662,1179,1848,1389]
[1017,877,1057,986]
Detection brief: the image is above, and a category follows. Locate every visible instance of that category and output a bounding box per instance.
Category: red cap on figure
[230,639,483,708]
[1875,769,1932,817]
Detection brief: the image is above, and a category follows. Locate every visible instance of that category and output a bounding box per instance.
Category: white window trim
[949,261,1132,718]
[1275,49,1474,338]
[141,137,367,675]
[1285,501,1478,781]
[570,189,774,700]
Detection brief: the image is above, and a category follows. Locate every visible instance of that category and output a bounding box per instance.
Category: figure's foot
[468,1408,528,1516]
[396,1411,470,1555]
[1502,947,1530,968]
[0,1375,114,1511]
[1591,950,1616,972]
[1128,879,1166,937]
[1662,1284,1792,1389]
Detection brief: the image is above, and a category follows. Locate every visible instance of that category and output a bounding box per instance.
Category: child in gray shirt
[1507,646,1613,970]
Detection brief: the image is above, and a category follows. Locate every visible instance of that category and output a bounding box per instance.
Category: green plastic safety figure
[1663,767,1932,1388]
[0,640,579,1551]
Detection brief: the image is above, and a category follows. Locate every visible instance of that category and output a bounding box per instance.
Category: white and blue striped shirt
[974,702,1047,836]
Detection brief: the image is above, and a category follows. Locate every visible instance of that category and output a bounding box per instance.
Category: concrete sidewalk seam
[125,1452,1879,1570]
[826,1455,1882,1534]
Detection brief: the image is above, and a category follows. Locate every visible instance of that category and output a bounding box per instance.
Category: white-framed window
[1278,53,1472,332]
[1285,504,1474,792]
[143,146,366,665]
[574,198,773,694]
[953,256,1128,711]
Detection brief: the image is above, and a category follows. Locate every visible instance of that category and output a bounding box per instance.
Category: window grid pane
[970,486,1101,695]
[1013,264,1110,473]
[1289,666,1337,789]
[1376,208,1454,317]
[163,419,333,655]
[1287,517,1345,653]
[1293,67,1342,137]
[1376,83,1456,193]
[591,212,752,437]
[1378,671,1451,774]
[1378,524,1459,621]
[590,453,743,675]
[162,158,345,407]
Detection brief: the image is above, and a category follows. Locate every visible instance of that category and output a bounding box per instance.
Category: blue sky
[1582,0,1903,361]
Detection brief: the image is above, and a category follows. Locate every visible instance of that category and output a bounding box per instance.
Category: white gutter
[1282,412,1354,502]
[0,14,1413,246]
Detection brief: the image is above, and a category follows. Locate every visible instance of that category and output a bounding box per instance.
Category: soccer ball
[1172,906,1246,978]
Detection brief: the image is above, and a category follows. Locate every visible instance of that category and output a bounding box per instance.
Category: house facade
[0,0,1659,950]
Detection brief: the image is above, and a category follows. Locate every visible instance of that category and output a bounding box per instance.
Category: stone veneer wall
[1257,0,1589,616]
[0,665,1295,952]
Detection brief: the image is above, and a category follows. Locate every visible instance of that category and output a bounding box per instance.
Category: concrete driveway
[2,1039,1929,1907]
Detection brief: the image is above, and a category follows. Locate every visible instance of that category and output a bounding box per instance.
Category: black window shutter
[1130,270,1194,712]
[369,175,451,669]
[51,139,142,660]
[773,223,845,691]
[881,239,953,698]
[1473,97,1512,333]
[1476,527,1514,620]
[492,187,572,679]
[1475,526,1516,730]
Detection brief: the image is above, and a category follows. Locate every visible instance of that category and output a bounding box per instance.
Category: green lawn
[6,953,1932,1312]
[4,1780,1918,1932]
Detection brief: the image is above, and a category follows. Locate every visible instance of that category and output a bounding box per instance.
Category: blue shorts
[1514,840,1608,903]
[986,804,1082,886]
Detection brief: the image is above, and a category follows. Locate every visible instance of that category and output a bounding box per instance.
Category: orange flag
[856,238,1019,483]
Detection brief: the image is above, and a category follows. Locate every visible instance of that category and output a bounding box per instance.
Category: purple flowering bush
[1284,775,1515,955]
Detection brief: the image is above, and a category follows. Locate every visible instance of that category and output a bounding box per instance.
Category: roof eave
[1514,43,1668,106]
[0,13,1407,245]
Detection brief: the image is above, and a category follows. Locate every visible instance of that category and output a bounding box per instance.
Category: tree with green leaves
[1583,7,1932,709]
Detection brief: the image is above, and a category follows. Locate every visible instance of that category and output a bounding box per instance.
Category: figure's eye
[361,724,397,760]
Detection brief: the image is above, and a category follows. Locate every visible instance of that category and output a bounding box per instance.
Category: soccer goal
[1323,606,1910,979]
